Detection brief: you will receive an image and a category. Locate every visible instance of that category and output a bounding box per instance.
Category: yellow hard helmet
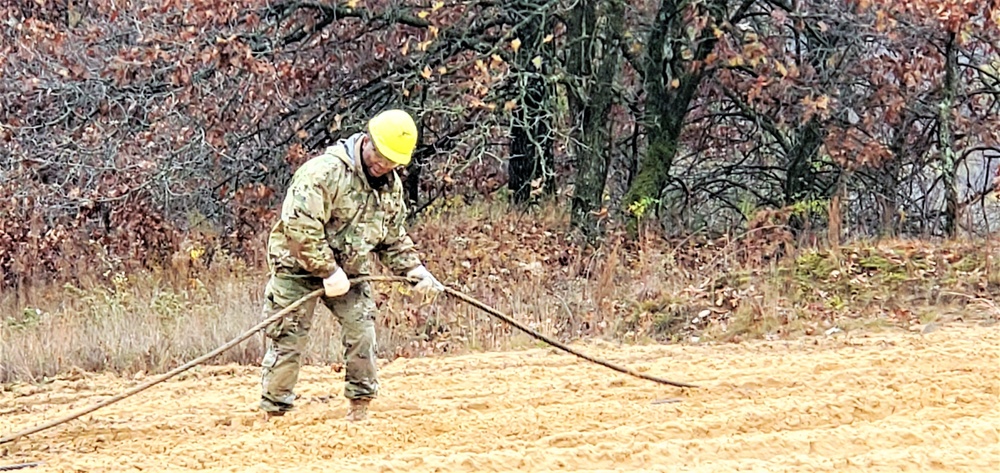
[367,109,418,166]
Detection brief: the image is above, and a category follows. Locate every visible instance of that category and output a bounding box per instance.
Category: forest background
[1,0,998,383]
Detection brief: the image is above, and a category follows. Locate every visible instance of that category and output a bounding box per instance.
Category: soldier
[259,109,443,421]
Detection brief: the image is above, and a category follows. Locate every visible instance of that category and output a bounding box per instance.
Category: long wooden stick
[439,284,698,388]
[0,462,42,471]
[0,286,325,446]
[1,275,695,445]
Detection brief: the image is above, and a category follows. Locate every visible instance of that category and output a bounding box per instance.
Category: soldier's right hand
[323,268,350,297]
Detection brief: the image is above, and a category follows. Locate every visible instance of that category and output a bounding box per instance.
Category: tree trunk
[784,116,832,234]
[509,73,553,203]
[508,2,554,204]
[404,151,421,208]
[623,137,673,227]
[405,89,429,208]
[783,117,825,205]
[828,170,850,250]
[879,113,913,238]
[939,32,959,237]
[568,0,624,240]
[875,161,900,238]
[623,0,726,236]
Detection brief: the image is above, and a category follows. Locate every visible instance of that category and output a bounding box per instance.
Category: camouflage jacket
[266,133,422,278]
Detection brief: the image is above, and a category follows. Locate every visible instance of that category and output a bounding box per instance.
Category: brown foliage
[0,0,538,288]
[1,0,998,291]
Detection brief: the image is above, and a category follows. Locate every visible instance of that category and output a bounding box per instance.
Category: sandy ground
[1,323,998,473]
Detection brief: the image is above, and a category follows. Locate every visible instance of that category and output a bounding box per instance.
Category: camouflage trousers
[259,272,379,413]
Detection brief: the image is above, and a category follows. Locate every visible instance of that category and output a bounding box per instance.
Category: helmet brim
[370,133,412,166]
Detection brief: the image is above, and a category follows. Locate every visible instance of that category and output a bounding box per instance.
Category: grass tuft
[2,199,998,384]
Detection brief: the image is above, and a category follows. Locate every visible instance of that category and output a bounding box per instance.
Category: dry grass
[2,198,998,384]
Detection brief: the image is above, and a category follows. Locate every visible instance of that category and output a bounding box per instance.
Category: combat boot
[346,399,370,422]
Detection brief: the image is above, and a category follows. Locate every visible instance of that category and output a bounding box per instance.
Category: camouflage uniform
[259,132,422,413]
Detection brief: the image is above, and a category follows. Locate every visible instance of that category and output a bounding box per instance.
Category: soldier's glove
[323,267,350,297]
[407,265,444,296]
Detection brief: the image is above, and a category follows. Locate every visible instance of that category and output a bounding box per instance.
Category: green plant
[788,198,829,218]
[5,307,43,331]
[627,196,660,220]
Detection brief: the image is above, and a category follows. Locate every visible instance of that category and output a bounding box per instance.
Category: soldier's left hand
[407,265,445,296]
